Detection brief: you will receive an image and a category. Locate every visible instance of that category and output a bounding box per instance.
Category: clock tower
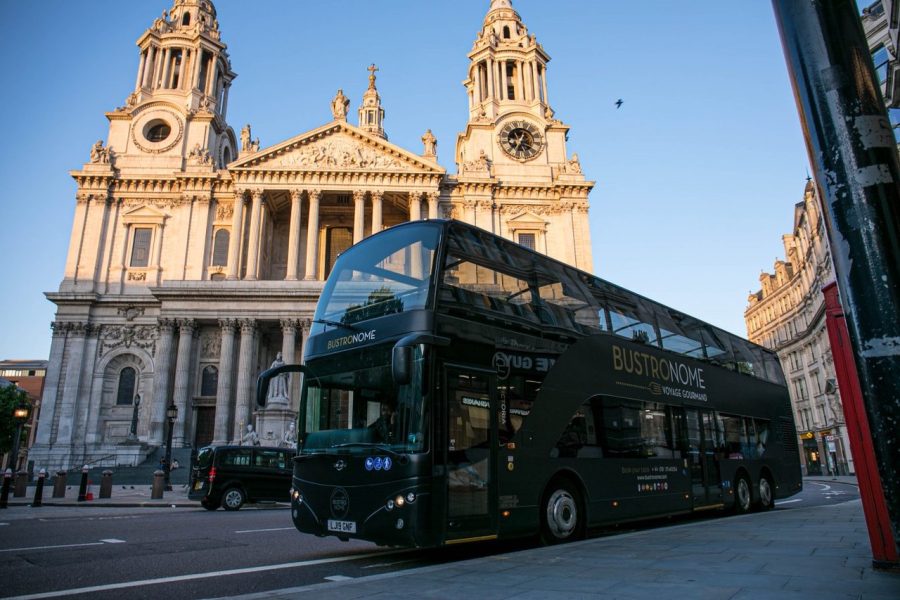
[451,0,593,271]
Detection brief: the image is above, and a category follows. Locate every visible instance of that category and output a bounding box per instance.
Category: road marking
[234,527,295,534]
[324,575,354,581]
[100,539,126,543]
[0,542,105,554]
[3,549,405,600]
[0,523,9,526]
[776,499,803,505]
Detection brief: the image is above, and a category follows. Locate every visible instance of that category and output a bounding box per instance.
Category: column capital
[177,318,197,333]
[300,318,312,332]
[239,318,257,333]
[218,318,238,332]
[370,189,384,200]
[352,189,366,202]
[280,318,299,333]
[290,188,303,202]
[250,188,265,202]
[307,188,321,202]
[427,190,441,202]
[157,318,178,333]
[233,187,248,200]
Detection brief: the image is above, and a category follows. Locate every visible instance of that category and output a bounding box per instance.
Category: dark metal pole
[772,0,900,556]
[6,422,23,472]
[164,413,174,492]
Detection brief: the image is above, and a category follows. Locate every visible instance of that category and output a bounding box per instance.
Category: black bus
[257,219,802,547]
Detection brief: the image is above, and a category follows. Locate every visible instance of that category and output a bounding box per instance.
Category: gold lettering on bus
[612,345,706,390]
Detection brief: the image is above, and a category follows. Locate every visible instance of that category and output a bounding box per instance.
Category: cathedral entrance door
[194,407,215,448]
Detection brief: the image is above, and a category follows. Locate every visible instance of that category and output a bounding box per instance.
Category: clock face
[498,120,544,161]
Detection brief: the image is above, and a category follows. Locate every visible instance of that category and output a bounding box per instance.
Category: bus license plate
[328,520,356,534]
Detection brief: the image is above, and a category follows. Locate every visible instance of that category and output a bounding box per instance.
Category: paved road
[0,480,861,599]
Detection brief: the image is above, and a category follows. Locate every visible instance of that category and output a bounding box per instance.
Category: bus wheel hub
[547,489,577,538]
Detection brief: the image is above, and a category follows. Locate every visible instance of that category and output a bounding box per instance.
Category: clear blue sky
[0,0,812,360]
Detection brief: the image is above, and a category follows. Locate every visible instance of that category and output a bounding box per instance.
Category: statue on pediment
[331,89,350,121]
[566,153,582,174]
[90,140,111,164]
[241,124,260,153]
[422,129,437,158]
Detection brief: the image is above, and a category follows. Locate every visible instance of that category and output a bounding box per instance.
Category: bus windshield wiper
[313,319,359,331]
[330,442,403,458]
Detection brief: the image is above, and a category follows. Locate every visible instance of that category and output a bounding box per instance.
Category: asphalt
[3,476,899,599]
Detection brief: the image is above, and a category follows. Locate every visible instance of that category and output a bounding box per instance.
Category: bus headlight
[386,499,394,511]
[394,495,405,508]
[406,492,416,503]
[292,489,302,503]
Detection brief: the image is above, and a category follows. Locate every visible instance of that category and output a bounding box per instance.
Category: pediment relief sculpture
[276,134,404,170]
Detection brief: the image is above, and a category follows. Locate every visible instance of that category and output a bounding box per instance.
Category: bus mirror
[256,363,309,408]
[392,346,412,385]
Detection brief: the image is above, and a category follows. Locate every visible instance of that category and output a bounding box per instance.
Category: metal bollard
[13,470,27,497]
[151,469,165,499]
[52,470,67,498]
[77,465,89,502]
[0,469,11,509]
[31,470,46,507]
[99,470,113,499]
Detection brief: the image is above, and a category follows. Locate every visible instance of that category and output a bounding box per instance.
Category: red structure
[823,282,898,567]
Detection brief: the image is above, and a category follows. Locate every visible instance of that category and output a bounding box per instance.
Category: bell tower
[104,0,238,169]
[452,0,594,272]
[358,64,387,140]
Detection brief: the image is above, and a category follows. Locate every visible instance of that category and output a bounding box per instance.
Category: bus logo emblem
[334,460,347,471]
[330,487,350,518]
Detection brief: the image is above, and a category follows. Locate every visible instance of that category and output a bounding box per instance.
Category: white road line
[775,499,803,505]
[234,527,296,534]
[100,539,126,543]
[324,575,354,581]
[0,542,105,554]
[4,550,404,600]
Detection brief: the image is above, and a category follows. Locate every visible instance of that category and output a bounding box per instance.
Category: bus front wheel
[541,480,583,544]
[734,476,752,514]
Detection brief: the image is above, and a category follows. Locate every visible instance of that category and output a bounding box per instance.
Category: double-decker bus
[257,220,802,547]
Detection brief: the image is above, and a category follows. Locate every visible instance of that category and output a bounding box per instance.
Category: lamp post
[163,402,177,491]
[127,394,141,441]
[6,401,31,472]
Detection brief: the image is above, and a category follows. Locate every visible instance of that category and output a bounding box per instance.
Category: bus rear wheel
[734,476,752,514]
[756,476,774,511]
[541,480,583,544]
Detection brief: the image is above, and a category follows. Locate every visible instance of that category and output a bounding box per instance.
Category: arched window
[222,146,232,166]
[201,365,219,396]
[182,13,191,26]
[116,367,137,405]
[503,26,510,39]
[211,229,230,266]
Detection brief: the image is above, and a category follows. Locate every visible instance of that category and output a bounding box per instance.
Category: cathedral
[32,0,594,469]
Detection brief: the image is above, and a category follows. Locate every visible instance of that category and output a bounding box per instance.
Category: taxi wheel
[222,487,246,511]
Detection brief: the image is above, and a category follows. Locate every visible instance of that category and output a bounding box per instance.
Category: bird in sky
[615,98,623,108]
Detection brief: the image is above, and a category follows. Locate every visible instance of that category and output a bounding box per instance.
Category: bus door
[443,366,498,542]
[683,408,724,508]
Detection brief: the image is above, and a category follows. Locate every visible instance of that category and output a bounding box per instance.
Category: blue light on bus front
[384,457,393,470]
[374,457,384,470]
[365,457,374,471]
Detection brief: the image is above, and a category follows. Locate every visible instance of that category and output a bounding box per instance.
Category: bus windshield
[299,345,427,455]
[312,222,441,334]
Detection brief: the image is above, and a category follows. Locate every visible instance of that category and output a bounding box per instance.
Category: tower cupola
[358,64,387,139]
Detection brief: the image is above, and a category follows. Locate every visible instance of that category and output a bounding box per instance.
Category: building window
[872,44,889,83]
[182,13,191,26]
[518,232,536,250]
[200,365,218,396]
[211,229,230,266]
[324,227,352,278]
[130,228,153,267]
[116,367,137,405]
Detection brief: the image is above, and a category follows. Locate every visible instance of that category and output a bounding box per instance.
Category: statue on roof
[421,129,437,158]
[331,89,350,121]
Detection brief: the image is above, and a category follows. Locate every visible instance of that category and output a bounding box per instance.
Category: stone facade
[744,180,852,476]
[31,0,595,470]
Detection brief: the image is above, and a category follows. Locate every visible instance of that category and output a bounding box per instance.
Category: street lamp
[7,401,32,472]
[163,402,177,491]
[127,394,141,441]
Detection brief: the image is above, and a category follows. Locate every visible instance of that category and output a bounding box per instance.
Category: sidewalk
[212,477,899,600]
[2,483,196,508]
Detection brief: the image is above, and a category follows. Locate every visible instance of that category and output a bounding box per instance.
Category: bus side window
[720,414,746,459]
[553,403,599,458]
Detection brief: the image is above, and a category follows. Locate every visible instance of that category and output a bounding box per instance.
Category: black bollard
[31,470,46,507]
[77,465,89,502]
[52,470,67,498]
[0,469,11,509]
[99,470,113,499]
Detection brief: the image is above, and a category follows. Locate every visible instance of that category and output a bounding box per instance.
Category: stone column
[516,61,525,102]
[353,190,366,243]
[233,319,258,442]
[281,319,298,404]
[523,60,533,102]
[531,62,540,102]
[541,66,550,106]
[245,190,264,281]
[171,319,196,447]
[135,50,146,91]
[150,318,177,444]
[427,191,440,220]
[55,323,88,446]
[304,189,321,280]
[487,58,495,100]
[34,322,67,446]
[474,63,482,103]
[226,190,245,280]
[408,192,422,221]
[285,190,303,280]
[213,319,237,445]
[371,190,384,234]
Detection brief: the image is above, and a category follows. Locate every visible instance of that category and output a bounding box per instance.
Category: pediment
[228,122,444,174]
[506,210,548,228]
[121,205,168,224]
